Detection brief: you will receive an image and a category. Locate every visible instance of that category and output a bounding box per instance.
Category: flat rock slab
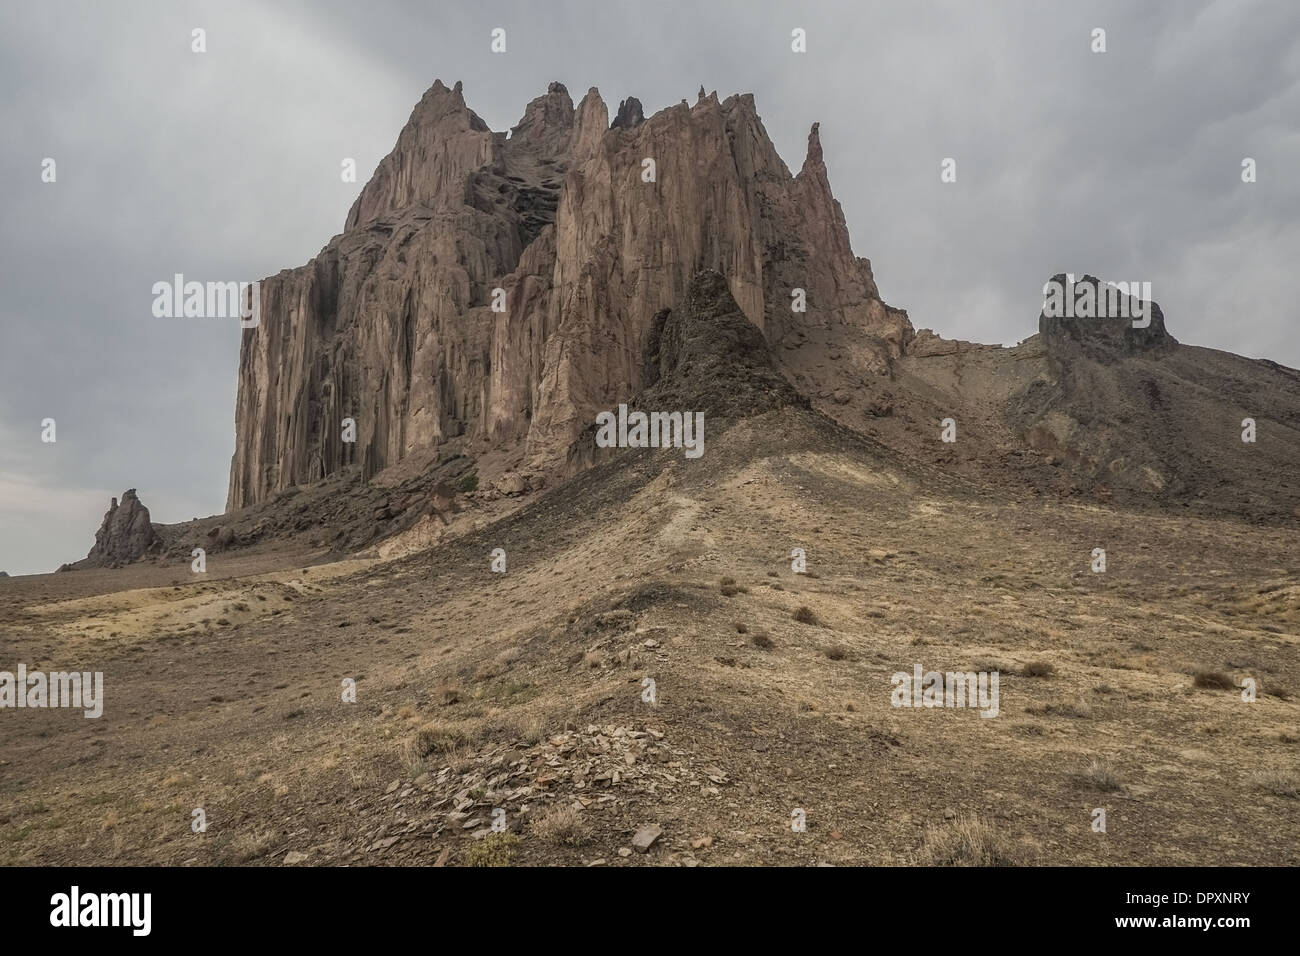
[631,825,663,853]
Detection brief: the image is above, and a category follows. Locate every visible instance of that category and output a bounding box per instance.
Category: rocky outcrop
[1039,273,1175,362]
[77,489,162,568]
[610,97,645,129]
[636,269,805,419]
[227,81,912,510]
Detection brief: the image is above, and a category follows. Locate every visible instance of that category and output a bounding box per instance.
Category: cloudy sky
[1,0,1296,575]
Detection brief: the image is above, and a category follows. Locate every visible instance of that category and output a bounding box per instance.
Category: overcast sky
[1,0,1296,575]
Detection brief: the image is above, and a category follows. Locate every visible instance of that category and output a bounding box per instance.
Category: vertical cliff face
[227,80,911,510]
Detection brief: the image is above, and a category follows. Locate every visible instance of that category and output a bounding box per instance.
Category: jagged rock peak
[571,87,609,158]
[345,78,495,229]
[82,488,162,568]
[611,97,645,129]
[513,83,575,136]
[510,81,576,158]
[802,122,823,172]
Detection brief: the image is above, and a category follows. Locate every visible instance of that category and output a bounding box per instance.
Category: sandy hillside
[2,405,1296,866]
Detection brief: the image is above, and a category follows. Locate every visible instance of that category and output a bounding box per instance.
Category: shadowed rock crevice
[638,270,805,419]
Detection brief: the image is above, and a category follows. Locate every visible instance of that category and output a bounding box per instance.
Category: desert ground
[2,406,1297,866]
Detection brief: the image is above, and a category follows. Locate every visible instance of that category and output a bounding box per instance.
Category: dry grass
[1072,759,1122,792]
[1026,698,1093,719]
[530,803,587,845]
[1021,661,1056,677]
[227,828,277,863]
[915,817,1029,866]
[1193,670,1234,690]
[1250,770,1299,799]
[410,722,468,758]
[472,659,505,682]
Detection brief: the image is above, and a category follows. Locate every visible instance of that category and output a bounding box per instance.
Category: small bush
[1073,759,1121,792]
[793,606,820,626]
[531,804,587,845]
[463,832,520,867]
[458,473,479,493]
[750,633,774,650]
[824,644,850,661]
[735,623,748,634]
[411,723,466,757]
[1193,670,1233,690]
[1021,661,1056,678]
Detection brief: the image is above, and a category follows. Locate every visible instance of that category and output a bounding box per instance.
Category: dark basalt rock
[611,97,645,129]
[1039,273,1175,362]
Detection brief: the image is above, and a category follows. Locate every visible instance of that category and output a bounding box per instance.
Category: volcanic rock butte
[227,80,912,510]
[73,489,162,569]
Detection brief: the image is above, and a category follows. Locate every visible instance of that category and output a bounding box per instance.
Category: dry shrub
[1072,759,1122,792]
[410,722,467,758]
[1193,670,1233,690]
[1250,770,1299,799]
[531,804,587,845]
[1026,698,1093,719]
[916,817,1029,867]
[793,606,820,626]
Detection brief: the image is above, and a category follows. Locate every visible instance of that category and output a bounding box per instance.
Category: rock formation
[636,269,805,419]
[78,489,162,568]
[227,80,911,510]
[1038,273,1175,362]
